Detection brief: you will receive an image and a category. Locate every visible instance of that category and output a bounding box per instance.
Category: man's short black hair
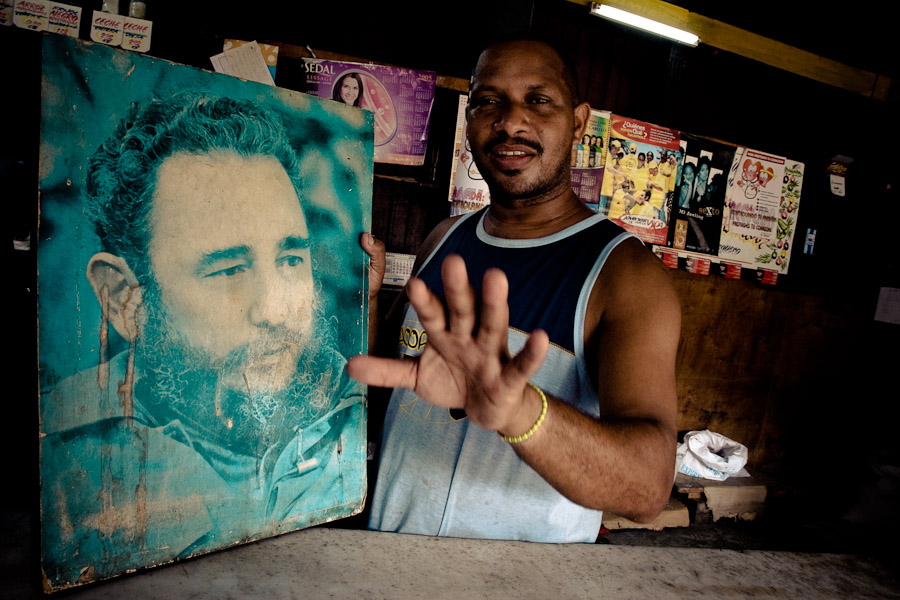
[474,33,581,105]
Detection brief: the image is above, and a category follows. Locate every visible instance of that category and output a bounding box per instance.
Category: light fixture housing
[589,3,700,47]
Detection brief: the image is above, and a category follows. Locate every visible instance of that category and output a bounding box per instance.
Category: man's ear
[573,101,591,142]
[86,253,144,342]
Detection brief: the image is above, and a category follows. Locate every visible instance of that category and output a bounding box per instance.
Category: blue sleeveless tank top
[369,209,634,542]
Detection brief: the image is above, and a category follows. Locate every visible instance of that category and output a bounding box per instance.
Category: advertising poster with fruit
[303,58,435,166]
[571,109,610,210]
[599,115,680,245]
[723,148,785,238]
[448,94,491,215]
[718,148,804,275]
[760,161,803,272]
[669,134,736,256]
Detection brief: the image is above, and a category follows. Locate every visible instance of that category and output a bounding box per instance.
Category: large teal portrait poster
[38,35,372,591]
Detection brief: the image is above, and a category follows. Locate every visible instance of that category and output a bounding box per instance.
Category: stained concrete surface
[5,509,900,599]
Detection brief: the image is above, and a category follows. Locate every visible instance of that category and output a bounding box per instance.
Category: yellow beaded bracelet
[499,382,547,444]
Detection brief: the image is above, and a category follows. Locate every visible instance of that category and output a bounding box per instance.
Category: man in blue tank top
[350,37,681,542]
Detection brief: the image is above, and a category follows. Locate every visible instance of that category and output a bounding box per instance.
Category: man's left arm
[503,240,680,521]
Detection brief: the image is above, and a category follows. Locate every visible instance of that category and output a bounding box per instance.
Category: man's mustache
[138,284,320,378]
[483,135,543,155]
[220,326,304,367]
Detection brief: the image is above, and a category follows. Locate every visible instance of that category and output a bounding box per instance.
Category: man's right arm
[360,233,385,353]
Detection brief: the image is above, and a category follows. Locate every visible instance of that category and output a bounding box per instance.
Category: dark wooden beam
[568,0,891,100]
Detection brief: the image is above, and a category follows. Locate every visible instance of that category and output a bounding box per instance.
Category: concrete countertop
[50,527,900,599]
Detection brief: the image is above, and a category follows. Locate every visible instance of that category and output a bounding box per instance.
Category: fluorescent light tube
[590,3,700,46]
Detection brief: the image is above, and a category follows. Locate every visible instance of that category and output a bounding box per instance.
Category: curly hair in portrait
[84,92,304,284]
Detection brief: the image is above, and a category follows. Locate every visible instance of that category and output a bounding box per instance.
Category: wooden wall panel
[670,265,885,484]
[673,271,787,466]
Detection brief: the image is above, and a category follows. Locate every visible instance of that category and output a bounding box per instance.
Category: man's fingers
[360,232,384,259]
[406,277,447,335]
[441,255,477,336]
[505,329,549,387]
[346,355,418,389]
[477,268,509,350]
[360,233,386,299]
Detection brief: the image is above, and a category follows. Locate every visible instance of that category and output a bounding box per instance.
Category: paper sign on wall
[303,58,436,166]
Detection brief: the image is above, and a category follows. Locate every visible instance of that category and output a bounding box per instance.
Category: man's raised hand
[347,254,549,435]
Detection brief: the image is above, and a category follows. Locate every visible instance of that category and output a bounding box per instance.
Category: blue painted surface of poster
[38,35,372,591]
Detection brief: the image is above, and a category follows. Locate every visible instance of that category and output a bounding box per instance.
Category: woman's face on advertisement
[683,163,695,182]
[341,76,360,105]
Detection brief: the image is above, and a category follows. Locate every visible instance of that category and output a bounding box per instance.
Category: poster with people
[718,148,804,276]
[599,115,681,245]
[448,93,491,215]
[303,58,435,166]
[38,36,371,590]
[669,133,736,256]
[570,109,610,209]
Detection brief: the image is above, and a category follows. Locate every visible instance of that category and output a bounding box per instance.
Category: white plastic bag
[676,430,749,481]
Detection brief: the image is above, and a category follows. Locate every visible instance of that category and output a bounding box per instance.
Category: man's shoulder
[600,238,674,288]
[413,214,471,271]
[41,352,131,434]
[40,414,227,584]
[590,238,680,324]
